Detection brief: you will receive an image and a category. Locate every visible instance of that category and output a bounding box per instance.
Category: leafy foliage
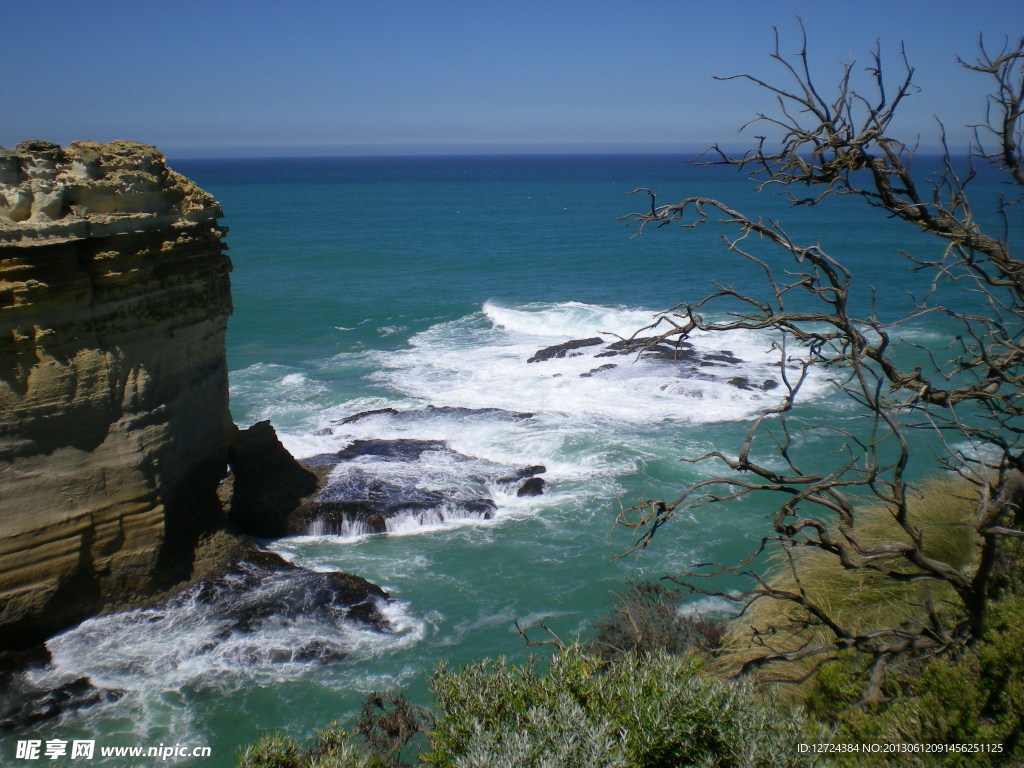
[237,647,815,768]
[423,646,812,768]
[355,690,433,767]
[805,596,1024,765]
[587,581,726,661]
[237,725,382,768]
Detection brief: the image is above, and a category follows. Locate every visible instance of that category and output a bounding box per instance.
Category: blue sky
[3,1,1021,159]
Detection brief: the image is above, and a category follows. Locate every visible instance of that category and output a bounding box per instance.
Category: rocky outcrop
[528,335,781,390]
[225,420,321,538]
[283,438,547,537]
[0,535,392,729]
[0,140,233,648]
[527,337,605,363]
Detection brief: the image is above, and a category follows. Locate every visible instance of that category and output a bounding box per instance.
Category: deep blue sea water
[11,154,1018,765]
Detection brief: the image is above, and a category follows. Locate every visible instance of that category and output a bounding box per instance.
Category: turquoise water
[10,155,1014,766]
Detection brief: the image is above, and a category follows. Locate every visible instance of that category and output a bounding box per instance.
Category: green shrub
[422,645,813,768]
[805,597,1024,766]
[238,725,382,768]
[587,581,726,661]
[355,690,432,766]
[238,731,302,768]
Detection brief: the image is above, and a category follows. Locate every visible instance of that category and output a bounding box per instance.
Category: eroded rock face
[226,420,320,539]
[0,140,233,648]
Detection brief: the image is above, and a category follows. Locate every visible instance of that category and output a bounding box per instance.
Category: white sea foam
[677,595,740,617]
[251,301,837,558]
[369,301,826,426]
[482,300,656,339]
[230,362,333,430]
[40,584,425,695]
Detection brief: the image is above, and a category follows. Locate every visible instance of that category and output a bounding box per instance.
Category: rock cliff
[0,140,233,648]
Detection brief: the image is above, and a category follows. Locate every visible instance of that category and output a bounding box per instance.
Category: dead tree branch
[618,29,1024,694]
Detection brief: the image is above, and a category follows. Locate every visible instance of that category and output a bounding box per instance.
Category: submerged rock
[0,676,125,731]
[528,335,737,368]
[0,537,395,729]
[333,438,448,462]
[495,465,547,484]
[290,442,546,536]
[340,407,402,424]
[595,336,698,362]
[700,350,742,366]
[495,465,547,497]
[180,545,390,632]
[527,337,605,363]
[525,334,784,391]
[339,405,534,425]
[516,477,546,497]
[581,363,618,378]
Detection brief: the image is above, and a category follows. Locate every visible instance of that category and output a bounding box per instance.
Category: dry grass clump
[719,477,982,688]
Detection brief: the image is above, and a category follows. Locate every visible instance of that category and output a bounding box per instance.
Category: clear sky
[3,0,1022,159]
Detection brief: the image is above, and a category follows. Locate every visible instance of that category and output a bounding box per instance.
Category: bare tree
[617,24,1024,697]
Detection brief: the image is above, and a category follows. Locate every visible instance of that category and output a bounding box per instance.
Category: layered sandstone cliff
[0,140,233,647]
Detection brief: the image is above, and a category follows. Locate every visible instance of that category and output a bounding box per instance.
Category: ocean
[7,154,1011,765]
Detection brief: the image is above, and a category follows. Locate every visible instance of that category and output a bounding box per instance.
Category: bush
[355,690,432,766]
[238,649,814,768]
[587,581,726,661]
[422,645,813,768]
[805,596,1024,766]
[237,724,382,768]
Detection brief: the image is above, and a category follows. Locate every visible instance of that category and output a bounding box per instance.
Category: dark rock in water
[364,512,387,532]
[340,407,401,424]
[227,421,320,538]
[178,545,390,633]
[699,350,742,366]
[293,499,391,535]
[495,465,547,485]
[336,439,449,462]
[303,438,452,474]
[0,676,125,731]
[728,376,779,391]
[0,540,394,723]
[462,498,498,518]
[293,484,498,534]
[423,405,534,420]
[528,334,750,372]
[302,452,343,468]
[517,477,546,497]
[596,336,697,362]
[290,440,523,536]
[581,363,618,378]
[340,405,534,424]
[291,640,350,663]
[527,337,605,363]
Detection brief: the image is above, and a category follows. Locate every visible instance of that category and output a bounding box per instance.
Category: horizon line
[166,143,954,164]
